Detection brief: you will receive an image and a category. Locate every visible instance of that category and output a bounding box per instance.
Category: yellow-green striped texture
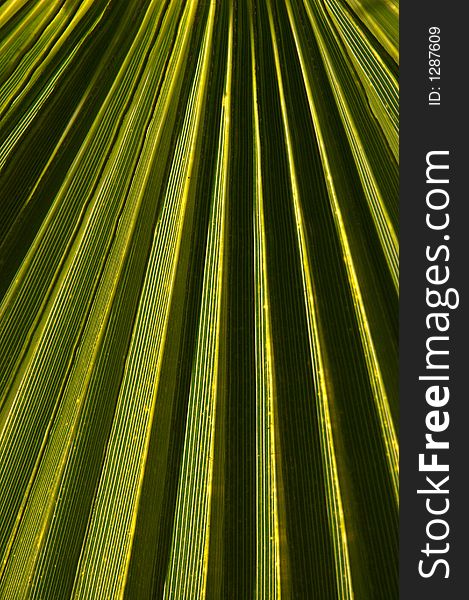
[0,0,398,598]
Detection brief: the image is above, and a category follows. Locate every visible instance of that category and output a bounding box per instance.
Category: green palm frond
[0,0,398,598]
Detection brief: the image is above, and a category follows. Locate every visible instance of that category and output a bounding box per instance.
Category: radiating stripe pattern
[0,0,398,598]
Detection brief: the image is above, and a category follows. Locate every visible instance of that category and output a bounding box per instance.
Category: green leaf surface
[0,0,398,598]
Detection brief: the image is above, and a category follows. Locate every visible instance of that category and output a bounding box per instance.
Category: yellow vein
[249,1,281,597]
[0,0,173,418]
[162,4,226,598]
[342,0,398,63]
[265,1,355,596]
[68,2,213,597]
[301,0,398,292]
[0,0,110,169]
[0,0,36,30]
[0,4,184,596]
[284,0,399,504]
[0,0,95,117]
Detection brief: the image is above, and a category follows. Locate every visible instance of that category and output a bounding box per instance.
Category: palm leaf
[0,0,398,598]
